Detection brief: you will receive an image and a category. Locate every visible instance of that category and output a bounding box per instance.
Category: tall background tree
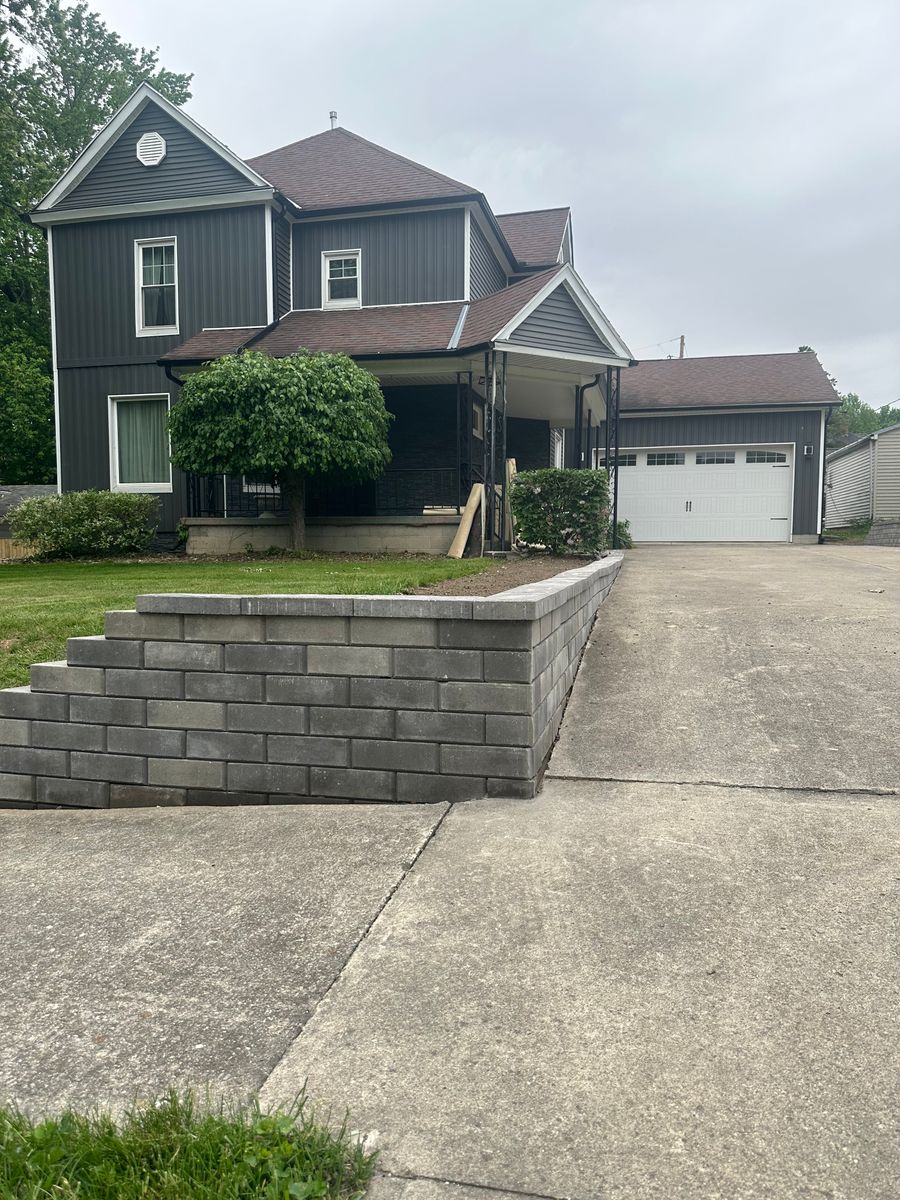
[0,0,191,483]
[798,347,900,450]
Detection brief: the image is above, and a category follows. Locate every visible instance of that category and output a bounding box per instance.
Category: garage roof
[623,352,840,412]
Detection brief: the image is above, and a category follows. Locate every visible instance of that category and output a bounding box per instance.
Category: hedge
[510,468,610,556]
[8,491,159,558]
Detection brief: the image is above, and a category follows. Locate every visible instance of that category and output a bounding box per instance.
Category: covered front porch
[184,349,627,552]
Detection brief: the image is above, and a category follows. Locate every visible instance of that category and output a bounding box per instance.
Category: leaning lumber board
[447,483,484,559]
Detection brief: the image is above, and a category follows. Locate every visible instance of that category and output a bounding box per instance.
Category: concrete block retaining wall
[0,554,622,808]
[184,516,458,557]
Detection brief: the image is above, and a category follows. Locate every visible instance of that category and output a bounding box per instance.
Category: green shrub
[8,490,159,558]
[611,518,634,548]
[510,468,610,556]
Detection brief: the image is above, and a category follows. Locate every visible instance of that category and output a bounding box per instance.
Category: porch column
[610,366,621,548]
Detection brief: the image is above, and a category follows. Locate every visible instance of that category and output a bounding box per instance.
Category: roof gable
[60,100,254,210]
[246,127,477,212]
[622,353,841,411]
[496,208,570,266]
[506,283,612,357]
[34,83,270,215]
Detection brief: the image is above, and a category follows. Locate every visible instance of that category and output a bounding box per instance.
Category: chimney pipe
[329,110,338,130]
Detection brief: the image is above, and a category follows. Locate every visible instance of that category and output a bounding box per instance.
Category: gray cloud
[95,0,899,403]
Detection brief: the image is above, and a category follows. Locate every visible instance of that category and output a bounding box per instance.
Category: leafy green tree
[828,393,900,448]
[0,337,55,482]
[168,352,393,548]
[0,1,191,482]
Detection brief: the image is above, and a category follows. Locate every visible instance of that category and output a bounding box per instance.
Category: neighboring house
[589,353,840,543]
[824,423,900,529]
[26,83,632,549]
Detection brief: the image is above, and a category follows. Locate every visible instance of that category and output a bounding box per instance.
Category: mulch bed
[411,554,591,597]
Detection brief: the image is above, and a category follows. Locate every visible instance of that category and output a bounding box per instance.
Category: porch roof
[162,269,559,364]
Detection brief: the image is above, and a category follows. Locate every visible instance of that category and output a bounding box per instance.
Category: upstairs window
[322,250,361,309]
[135,237,178,336]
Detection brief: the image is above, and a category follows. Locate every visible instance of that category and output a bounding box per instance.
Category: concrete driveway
[552,544,900,792]
[3,544,900,1199]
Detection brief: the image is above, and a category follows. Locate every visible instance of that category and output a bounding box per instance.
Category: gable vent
[136,131,166,167]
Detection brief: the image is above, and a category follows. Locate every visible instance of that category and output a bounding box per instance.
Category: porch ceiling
[365,353,611,428]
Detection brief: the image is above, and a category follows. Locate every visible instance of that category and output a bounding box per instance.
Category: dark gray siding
[62,101,257,210]
[509,285,611,356]
[292,209,465,308]
[469,216,507,299]
[53,206,268,366]
[57,363,189,533]
[508,418,551,470]
[609,408,826,535]
[273,213,292,316]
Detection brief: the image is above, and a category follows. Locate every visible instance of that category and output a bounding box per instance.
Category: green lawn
[0,554,490,690]
[823,521,872,543]
[0,1091,374,1199]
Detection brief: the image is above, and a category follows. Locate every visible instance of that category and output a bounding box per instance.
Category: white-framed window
[108,393,172,492]
[322,249,361,309]
[696,450,735,465]
[647,451,685,467]
[747,450,788,464]
[551,428,564,468]
[472,402,485,440]
[135,237,178,336]
[242,475,281,494]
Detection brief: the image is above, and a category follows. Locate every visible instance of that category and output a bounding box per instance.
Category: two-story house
[27,83,633,551]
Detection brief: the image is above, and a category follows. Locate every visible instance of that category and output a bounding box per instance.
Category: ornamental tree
[167,351,392,548]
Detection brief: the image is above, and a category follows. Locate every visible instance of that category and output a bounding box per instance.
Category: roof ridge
[640,351,821,363]
[496,206,570,218]
[247,126,475,195]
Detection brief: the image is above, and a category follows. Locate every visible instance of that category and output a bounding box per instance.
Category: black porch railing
[186,467,464,520]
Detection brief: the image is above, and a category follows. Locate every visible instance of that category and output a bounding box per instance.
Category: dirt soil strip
[411,555,592,597]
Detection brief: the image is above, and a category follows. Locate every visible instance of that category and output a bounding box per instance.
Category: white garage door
[613,445,794,542]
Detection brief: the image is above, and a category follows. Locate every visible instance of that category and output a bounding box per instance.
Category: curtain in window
[117,398,168,485]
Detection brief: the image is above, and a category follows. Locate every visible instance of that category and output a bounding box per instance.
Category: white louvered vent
[136,131,166,167]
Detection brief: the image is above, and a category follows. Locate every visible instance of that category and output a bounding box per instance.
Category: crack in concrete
[545,773,899,798]
[375,1166,573,1200]
[256,803,454,1093]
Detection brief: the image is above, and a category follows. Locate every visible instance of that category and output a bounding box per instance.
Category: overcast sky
[93,0,899,405]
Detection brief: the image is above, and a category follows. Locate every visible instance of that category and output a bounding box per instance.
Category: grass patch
[0,554,491,690]
[824,521,872,543]
[0,1090,374,1199]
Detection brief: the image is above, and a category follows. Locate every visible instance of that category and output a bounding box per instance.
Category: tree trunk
[282,473,306,551]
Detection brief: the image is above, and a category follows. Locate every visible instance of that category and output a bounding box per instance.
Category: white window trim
[135,236,179,337]
[108,392,173,493]
[472,401,485,440]
[321,248,361,310]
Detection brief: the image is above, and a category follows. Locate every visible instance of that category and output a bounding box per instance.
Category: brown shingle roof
[495,208,569,266]
[459,268,561,346]
[622,352,840,411]
[246,127,477,211]
[161,271,573,364]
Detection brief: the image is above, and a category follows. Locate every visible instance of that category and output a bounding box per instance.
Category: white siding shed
[825,423,900,527]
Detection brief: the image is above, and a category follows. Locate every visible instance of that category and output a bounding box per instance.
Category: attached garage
[616,444,794,542]
[591,353,840,544]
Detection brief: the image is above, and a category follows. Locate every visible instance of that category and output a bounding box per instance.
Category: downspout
[818,407,832,544]
[574,374,602,468]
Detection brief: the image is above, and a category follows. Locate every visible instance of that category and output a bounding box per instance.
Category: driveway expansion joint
[546,773,899,798]
[375,1167,573,1200]
[256,802,454,1093]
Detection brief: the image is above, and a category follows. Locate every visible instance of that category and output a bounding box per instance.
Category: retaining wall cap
[129,553,623,621]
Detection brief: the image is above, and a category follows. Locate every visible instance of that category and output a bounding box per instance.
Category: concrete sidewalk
[3,545,899,1198]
